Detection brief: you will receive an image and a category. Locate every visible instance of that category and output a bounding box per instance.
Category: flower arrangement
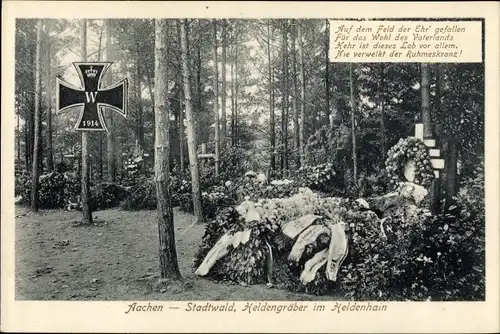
[385,137,435,189]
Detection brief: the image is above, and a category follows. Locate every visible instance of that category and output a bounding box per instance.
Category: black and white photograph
[2,1,499,333]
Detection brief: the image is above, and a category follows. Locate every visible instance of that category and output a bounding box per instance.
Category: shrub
[90,183,130,211]
[338,175,485,301]
[293,163,340,194]
[16,171,81,209]
[178,184,237,219]
[170,170,192,206]
[120,177,157,211]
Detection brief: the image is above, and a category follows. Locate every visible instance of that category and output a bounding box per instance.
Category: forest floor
[15,205,341,301]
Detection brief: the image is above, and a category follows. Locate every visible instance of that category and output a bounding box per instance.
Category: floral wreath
[385,137,435,189]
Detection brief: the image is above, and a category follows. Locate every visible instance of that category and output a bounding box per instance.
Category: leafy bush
[16,171,81,209]
[90,183,130,211]
[338,175,485,301]
[15,171,31,198]
[293,163,340,194]
[120,177,157,211]
[178,184,237,219]
[356,171,389,198]
[304,124,351,168]
[170,169,192,206]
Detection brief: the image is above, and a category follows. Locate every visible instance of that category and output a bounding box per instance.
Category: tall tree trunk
[325,19,330,124]
[281,21,289,172]
[298,22,306,167]
[421,63,431,124]
[267,22,276,171]
[445,136,458,211]
[31,19,43,212]
[291,21,300,168]
[135,49,144,150]
[96,23,104,181]
[180,19,204,223]
[196,21,203,145]
[379,63,386,162]
[80,19,93,224]
[176,23,185,171]
[349,63,358,187]
[221,20,227,138]
[234,26,239,146]
[26,41,35,171]
[153,19,182,279]
[230,45,235,146]
[421,63,440,214]
[105,19,116,183]
[45,21,54,172]
[213,21,220,175]
[16,114,21,166]
[436,64,457,211]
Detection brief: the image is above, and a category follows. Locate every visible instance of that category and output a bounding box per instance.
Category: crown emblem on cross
[85,66,98,78]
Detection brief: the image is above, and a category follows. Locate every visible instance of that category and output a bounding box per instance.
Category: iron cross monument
[56,62,128,131]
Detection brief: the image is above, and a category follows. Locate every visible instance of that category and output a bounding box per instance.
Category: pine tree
[153,19,182,279]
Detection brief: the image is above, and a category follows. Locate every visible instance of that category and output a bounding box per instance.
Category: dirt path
[15,206,341,301]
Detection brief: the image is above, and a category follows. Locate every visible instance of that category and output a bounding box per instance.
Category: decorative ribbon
[324,222,348,282]
[282,214,323,239]
[288,225,331,262]
[195,229,252,276]
[300,249,329,284]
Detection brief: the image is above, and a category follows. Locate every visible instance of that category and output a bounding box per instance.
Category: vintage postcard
[1,1,499,333]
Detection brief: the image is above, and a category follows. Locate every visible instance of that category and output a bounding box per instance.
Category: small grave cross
[56,62,128,131]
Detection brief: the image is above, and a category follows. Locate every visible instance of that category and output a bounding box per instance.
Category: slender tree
[176,23,185,171]
[230,44,235,146]
[421,63,431,125]
[281,21,289,172]
[180,19,204,223]
[105,19,117,183]
[153,19,182,279]
[45,20,54,172]
[349,63,358,187]
[26,33,35,171]
[30,19,43,212]
[213,20,220,175]
[421,63,441,214]
[16,113,21,166]
[221,19,227,137]
[379,63,386,161]
[80,19,92,224]
[297,21,306,167]
[195,20,203,144]
[291,21,300,168]
[325,19,330,124]
[234,24,239,146]
[96,22,104,181]
[267,22,276,170]
[435,64,457,211]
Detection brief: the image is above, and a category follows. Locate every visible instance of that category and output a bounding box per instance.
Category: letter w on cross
[56,62,128,131]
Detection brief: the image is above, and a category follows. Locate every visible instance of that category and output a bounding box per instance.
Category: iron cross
[56,62,128,131]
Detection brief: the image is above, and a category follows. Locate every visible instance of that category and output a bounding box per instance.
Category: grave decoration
[385,137,435,188]
[194,163,432,295]
[386,124,445,190]
[194,178,430,295]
